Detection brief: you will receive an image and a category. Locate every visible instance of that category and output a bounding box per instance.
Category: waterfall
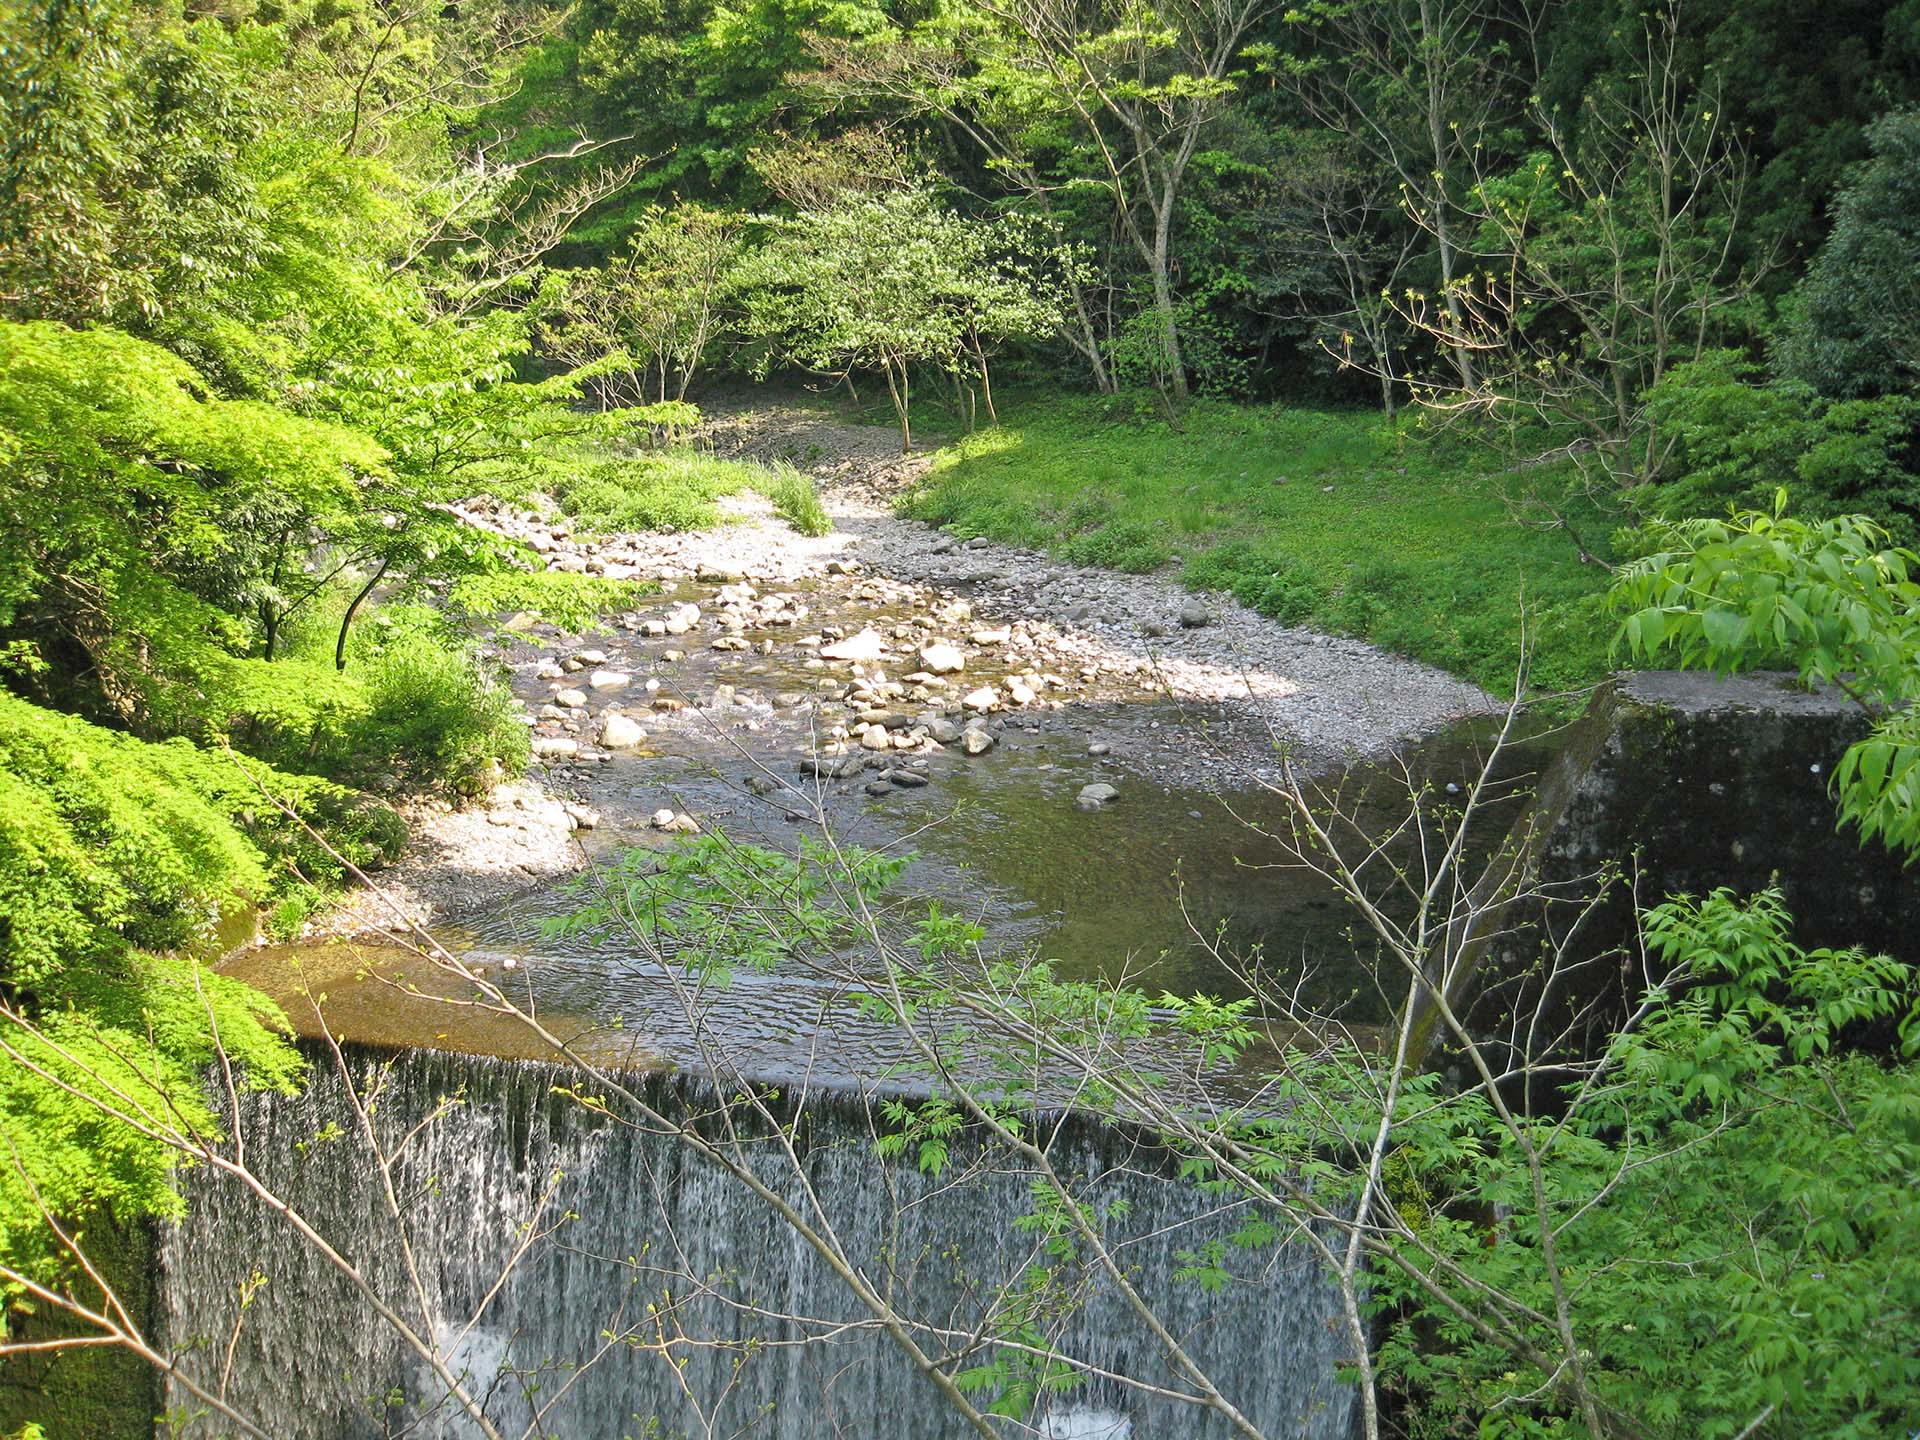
[159,1047,1357,1439]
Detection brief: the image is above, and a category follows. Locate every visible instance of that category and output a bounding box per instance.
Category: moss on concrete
[1,1214,160,1440]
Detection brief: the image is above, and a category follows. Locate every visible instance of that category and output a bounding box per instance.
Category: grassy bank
[903,398,1614,693]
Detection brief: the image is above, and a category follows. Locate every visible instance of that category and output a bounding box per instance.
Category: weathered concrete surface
[1436,671,1919,1056]
[1546,671,1914,957]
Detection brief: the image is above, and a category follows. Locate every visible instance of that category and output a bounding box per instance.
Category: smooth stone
[969,627,1012,645]
[927,718,962,744]
[864,779,894,796]
[887,769,930,788]
[918,642,966,674]
[530,736,577,759]
[860,727,892,751]
[961,687,998,712]
[961,726,997,756]
[575,649,609,665]
[1077,782,1120,809]
[554,688,588,709]
[588,670,631,690]
[821,629,889,663]
[1179,601,1212,628]
[1088,741,1112,757]
[601,714,647,749]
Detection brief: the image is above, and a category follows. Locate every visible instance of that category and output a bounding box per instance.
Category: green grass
[561,450,831,538]
[903,396,1614,693]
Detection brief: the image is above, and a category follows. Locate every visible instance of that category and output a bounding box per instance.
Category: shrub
[354,631,529,791]
[1185,541,1322,625]
[560,451,831,537]
[447,569,652,634]
[1058,519,1172,573]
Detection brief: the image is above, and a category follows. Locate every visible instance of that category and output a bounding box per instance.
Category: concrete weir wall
[1545,671,1918,957]
[1445,670,1920,1046]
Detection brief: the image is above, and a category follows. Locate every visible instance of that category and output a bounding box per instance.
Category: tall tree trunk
[1420,0,1475,392]
[973,338,998,425]
[1150,206,1189,405]
[881,357,912,453]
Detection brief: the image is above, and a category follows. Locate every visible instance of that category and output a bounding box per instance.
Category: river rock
[1077,782,1120,809]
[563,803,600,831]
[886,768,930,788]
[534,659,565,680]
[554,688,588,709]
[530,736,578,760]
[1179,601,1212,628]
[970,626,1012,645]
[918,642,966,674]
[588,670,631,690]
[576,649,609,666]
[1088,741,1112,757]
[859,726,892,751]
[821,629,888,663]
[600,714,647,749]
[927,718,962,744]
[864,779,894,796]
[1007,681,1037,706]
[799,754,863,779]
[961,687,998,712]
[961,725,996,756]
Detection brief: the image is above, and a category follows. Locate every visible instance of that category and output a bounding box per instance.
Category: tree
[1387,1,1769,484]
[539,203,747,408]
[1275,0,1517,394]
[1779,107,1920,402]
[737,189,1067,449]
[815,0,1275,406]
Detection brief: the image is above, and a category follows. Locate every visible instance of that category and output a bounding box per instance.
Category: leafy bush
[560,451,831,537]
[447,568,652,634]
[1185,540,1322,624]
[1058,519,1173,573]
[1639,352,1920,539]
[354,629,529,790]
[1779,108,1920,401]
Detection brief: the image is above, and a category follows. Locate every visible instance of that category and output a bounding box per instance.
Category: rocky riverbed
[322,403,1495,957]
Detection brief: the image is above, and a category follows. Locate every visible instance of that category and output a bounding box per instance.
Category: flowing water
[160,1051,1358,1439]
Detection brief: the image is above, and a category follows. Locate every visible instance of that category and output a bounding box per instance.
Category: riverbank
[902,395,1614,693]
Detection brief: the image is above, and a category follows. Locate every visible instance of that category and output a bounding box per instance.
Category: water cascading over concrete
[159,1047,1358,1439]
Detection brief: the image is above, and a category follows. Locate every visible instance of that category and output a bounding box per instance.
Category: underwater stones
[1076,782,1120,810]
